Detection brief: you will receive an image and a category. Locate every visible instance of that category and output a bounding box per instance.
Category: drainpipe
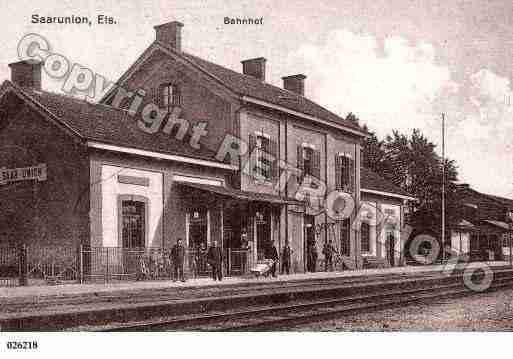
[324,133,328,247]
[354,142,359,269]
[285,117,289,268]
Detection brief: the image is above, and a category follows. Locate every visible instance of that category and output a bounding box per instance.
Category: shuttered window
[335,153,354,192]
[298,145,321,182]
[249,133,277,181]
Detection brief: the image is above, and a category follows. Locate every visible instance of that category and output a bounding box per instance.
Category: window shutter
[249,134,256,150]
[270,138,278,180]
[342,155,348,190]
[297,145,304,183]
[313,149,321,179]
[335,155,342,190]
[173,85,181,106]
[152,86,160,107]
[249,134,256,177]
[349,157,355,192]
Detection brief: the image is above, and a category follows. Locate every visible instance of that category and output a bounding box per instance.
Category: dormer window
[159,83,181,111]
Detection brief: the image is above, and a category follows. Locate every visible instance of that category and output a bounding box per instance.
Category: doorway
[256,208,272,260]
[385,230,395,267]
[305,215,316,272]
[121,200,146,249]
[188,208,208,250]
[120,199,146,275]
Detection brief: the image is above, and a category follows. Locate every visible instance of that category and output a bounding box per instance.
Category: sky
[1,0,512,197]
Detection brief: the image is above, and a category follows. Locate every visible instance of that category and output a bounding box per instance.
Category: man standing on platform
[267,240,279,278]
[322,239,335,272]
[171,238,186,282]
[207,240,223,281]
[307,239,318,272]
[281,240,292,275]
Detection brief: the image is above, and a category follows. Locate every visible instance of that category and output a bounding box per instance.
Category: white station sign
[0,163,47,185]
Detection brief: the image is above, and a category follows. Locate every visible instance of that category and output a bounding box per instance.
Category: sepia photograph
[0,0,512,357]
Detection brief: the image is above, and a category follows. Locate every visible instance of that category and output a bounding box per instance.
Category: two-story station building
[0,21,414,276]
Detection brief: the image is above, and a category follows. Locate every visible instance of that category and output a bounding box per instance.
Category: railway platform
[0,261,510,331]
[1,261,509,301]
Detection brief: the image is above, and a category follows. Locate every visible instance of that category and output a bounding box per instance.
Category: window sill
[254,179,273,186]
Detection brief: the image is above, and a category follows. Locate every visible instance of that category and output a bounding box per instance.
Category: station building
[0,21,415,275]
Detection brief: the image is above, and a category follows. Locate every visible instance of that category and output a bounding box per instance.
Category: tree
[345,112,360,125]
[362,127,464,257]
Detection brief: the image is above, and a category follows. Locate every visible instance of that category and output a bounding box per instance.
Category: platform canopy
[483,220,512,232]
[176,181,302,205]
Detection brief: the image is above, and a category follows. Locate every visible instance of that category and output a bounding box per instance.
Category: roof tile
[25,88,222,162]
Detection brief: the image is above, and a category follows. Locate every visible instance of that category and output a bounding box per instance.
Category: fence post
[78,245,84,284]
[18,244,27,286]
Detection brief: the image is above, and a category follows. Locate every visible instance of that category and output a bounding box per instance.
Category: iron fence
[0,245,253,287]
[0,246,19,287]
[27,245,78,285]
[83,247,178,282]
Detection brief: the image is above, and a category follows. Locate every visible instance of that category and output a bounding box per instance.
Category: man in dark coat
[307,242,318,272]
[207,240,223,281]
[281,240,292,275]
[266,240,279,278]
[171,238,186,282]
[322,239,336,272]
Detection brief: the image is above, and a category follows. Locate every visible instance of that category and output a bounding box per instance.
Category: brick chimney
[282,74,306,96]
[9,60,42,90]
[154,21,184,52]
[241,57,266,81]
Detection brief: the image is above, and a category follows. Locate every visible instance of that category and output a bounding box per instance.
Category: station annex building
[0,21,415,275]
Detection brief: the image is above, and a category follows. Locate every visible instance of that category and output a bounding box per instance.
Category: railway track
[90,268,513,332]
[0,269,447,314]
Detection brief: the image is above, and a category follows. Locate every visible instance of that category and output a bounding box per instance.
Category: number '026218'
[6,341,38,350]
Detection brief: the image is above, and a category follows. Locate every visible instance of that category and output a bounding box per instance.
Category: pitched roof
[360,167,415,199]
[483,193,513,209]
[179,50,364,133]
[483,220,510,231]
[3,82,225,164]
[459,185,513,210]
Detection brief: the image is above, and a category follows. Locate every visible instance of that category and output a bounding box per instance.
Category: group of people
[264,238,337,276]
[146,236,338,283]
[307,238,338,272]
[168,238,224,282]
